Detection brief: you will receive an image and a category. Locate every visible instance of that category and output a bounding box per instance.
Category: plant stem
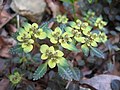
[95,0,98,3]
[65,80,72,89]
[17,15,20,28]
[72,3,77,21]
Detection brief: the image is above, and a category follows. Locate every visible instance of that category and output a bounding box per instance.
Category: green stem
[95,0,98,3]
[72,3,77,21]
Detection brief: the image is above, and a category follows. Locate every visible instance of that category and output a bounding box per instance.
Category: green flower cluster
[83,10,95,23]
[9,72,22,85]
[56,15,68,24]
[16,14,107,57]
[17,23,47,53]
[40,44,66,68]
[54,15,107,54]
[56,17,107,44]
[48,27,73,49]
[94,16,107,29]
[83,10,107,30]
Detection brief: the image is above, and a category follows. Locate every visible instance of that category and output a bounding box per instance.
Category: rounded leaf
[40,44,49,53]
[55,50,64,57]
[41,54,48,60]
[23,45,33,53]
[48,60,57,68]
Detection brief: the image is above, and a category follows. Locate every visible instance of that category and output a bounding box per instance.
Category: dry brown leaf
[0,28,8,37]
[45,0,60,18]
[0,36,16,58]
[0,45,11,58]
[0,60,5,73]
[0,10,11,24]
[81,74,120,90]
[0,78,9,90]
[6,24,17,34]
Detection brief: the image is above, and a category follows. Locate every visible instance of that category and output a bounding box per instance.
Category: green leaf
[10,45,23,55]
[81,44,89,56]
[33,53,41,62]
[88,0,93,3]
[64,43,79,52]
[23,45,33,53]
[60,0,74,4]
[59,58,69,67]
[58,64,82,81]
[33,63,47,80]
[115,26,120,32]
[106,0,112,4]
[57,64,73,80]
[70,67,82,81]
[90,47,105,59]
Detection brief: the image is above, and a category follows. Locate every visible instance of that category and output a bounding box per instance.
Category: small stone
[10,0,46,23]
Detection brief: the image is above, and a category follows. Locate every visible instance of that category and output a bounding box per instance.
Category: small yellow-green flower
[22,23,33,35]
[62,15,68,24]
[31,23,39,29]
[48,50,64,68]
[17,31,31,42]
[21,39,34,53]
[40,44,65,68]
[49,27,62,44]
[65,26,85,43]
[84,38,98,47]
[9,72,22,85]
[81,38,98,56]
[90,33,101,42]
[76,19,82,27]
[94,16,107,29]
[56,15,68,24]
[81,22,92,36]
[74,32,85,43]
[59,32,73,48]
[24,23,38,35]
[56,15,63,23]
[40,44,54,60]
[17,28,34,53]
[99,32,107,43]
[34,28,47,39]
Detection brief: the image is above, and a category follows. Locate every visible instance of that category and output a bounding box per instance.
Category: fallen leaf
[45,0,61,18]
[0,78,9,90]
[6,24,17,34]
[0,10,11,24]
[0,28,8,37]
[81,74,120,90]
[0,36,16,58]
[0,59,5,73]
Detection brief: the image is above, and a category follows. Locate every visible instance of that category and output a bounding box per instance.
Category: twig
[16,15,20,28]
[65,79,72,89]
